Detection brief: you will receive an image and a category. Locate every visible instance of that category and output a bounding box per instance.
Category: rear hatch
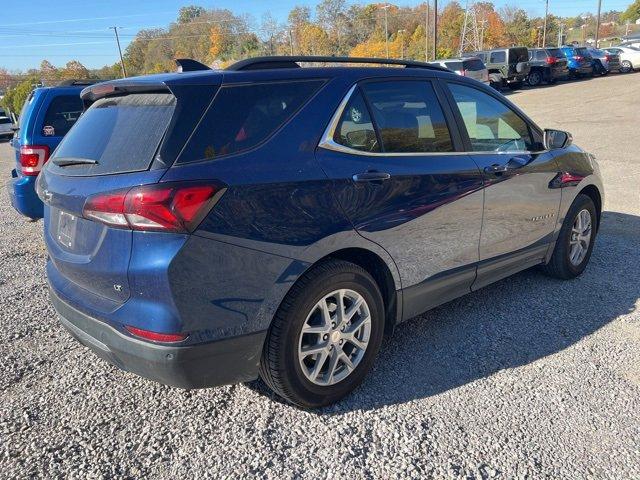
[508,47,530,76]
[40,79,219,306]
[461,57,488,83]
[546,48,568,72]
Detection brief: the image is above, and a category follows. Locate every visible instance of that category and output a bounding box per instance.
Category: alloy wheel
[297,289,371,386]
[621,60,632,73]
[569,209,592,266]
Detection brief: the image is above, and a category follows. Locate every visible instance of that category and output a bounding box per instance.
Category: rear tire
[527,70,542,87]
[621,60,632,73]
[542,194,597,280]
[259,259,385,408]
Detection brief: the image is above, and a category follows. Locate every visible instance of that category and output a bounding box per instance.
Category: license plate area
[57,210,77,249]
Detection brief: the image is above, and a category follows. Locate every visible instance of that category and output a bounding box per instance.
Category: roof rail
[226,56,449,72]
[56,79,97,87]
[175,58,211,72]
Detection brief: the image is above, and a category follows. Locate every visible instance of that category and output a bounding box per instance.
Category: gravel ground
[1,73,639,479]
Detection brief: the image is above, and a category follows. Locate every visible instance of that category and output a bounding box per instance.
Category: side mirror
[544,129,572,150]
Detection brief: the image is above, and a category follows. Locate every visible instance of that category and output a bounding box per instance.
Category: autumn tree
[40,60,60,85]
[297,24,332,55]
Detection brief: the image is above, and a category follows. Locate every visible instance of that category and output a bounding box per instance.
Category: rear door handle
[352,171,391,183]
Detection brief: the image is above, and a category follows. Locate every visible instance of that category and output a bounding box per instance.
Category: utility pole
[288,29,294,55]
[432,0,438,60]
[382,4,391,59]
[558,23,564,47]
[595,0,602,47]
[110,26,127,78]
[542,0,549,47]
[425,2,429,62]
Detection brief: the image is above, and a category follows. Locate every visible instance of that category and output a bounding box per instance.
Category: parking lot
[0,73,638,478]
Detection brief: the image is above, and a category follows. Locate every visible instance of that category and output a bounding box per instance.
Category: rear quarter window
[490,51,506,63]
[178,79,324,163]
[547,48,563,58]
[41,95,83,137]
[463,58,485,71]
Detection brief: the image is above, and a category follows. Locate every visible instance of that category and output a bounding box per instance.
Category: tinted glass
[509,48,529,63]
[536,50,547,60]
[444,61,463,71]
[51,93,175,176]
[41,95,83,137]
[463,58,485,71]
[547,48,563,58]
[361,81,453,153]
[448,83,534,152]
[333,89,379,153]
[490,51,506,63]
[179,80,324,163]
[575,47,589,55]
[0,117,11,124]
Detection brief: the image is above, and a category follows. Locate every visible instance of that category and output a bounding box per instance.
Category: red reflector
[125,325,188,343]
[20,145,50,176]
[83,182,222,232]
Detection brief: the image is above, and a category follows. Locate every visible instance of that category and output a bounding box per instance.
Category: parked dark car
[9,80,92,219]
[465,47,530,90]
[39,56,604,408]
[526,48,569,86]
[429,56,490,85]
[560,46,594,78]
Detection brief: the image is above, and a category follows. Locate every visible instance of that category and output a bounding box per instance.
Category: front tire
[542,194,597,280]
[259,259,385,408]
[621,60,632,73]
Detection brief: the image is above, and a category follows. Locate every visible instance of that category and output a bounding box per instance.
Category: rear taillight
[460,69,467,76]
[605,55,611,62]
[125,325,188,343]
[575,56,583,61]
[546,56,557,65]
[20,145,50,176]
[83,182,223,233]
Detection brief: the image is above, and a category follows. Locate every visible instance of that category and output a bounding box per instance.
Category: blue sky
[0,0,633,70]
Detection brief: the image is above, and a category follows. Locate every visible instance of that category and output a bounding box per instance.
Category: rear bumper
[10,170,43,219]
[50,287,266,389]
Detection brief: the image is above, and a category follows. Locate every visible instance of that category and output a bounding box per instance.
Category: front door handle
[484,164,508,174]
[484,156,529,175]
[352,171,391,183]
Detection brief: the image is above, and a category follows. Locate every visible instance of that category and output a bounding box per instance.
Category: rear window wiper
[52,158,99,167]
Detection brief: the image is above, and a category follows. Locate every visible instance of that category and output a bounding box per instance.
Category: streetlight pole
[595,0,602,47]
[110,26,127,78]
[432,0,438,60]
[542,0,549,47]
[382,4,391,59]
[398,29,407,59]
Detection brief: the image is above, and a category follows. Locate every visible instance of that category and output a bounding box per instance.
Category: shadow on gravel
[250,211,640,412]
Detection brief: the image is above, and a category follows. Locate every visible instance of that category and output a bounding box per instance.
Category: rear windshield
[41,95,83,137]
[178,80,324,163]
[443,61,462,71]
[463,58,485,71]
[575,47,589,55]
[50,93,175,176]
[547,48,563,58]
[509,48,529,63]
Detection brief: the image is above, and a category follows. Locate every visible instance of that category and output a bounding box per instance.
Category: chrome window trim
[317,83,548,157]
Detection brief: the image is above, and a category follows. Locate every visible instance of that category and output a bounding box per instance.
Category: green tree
[1,76,40,114]
[621,0,640,23]
[178,5,205,24]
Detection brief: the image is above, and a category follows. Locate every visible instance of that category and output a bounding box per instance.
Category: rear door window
[547,48,563,58]
[41,95,83,137]
[360,81,453,153]
[490,51,506,63]
[447,83,535,152]
[50,93,176,176]
[178,80,324,163]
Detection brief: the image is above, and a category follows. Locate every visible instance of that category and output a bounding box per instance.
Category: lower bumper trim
[50,287,266,389]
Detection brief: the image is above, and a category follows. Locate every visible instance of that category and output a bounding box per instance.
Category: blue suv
[39,57,604,407]
[10,80,92,219]
[560,46,594,78]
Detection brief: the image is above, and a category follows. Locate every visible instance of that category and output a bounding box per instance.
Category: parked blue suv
[38,57,604,407]
[560,46,594,78]
[10,80,91,219]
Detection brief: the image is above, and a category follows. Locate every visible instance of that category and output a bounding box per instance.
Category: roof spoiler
[175,58,211,72]
[80,82,171,105]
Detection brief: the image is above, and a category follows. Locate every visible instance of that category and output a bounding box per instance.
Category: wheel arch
[578,184,602,232]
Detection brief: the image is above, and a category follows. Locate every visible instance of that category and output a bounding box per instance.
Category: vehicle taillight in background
[575,56,583,61]
[546,56,557,65]
[83,182,224,233]
[460,69,467,77]
[20,145,50,176]
[605,55,611,62]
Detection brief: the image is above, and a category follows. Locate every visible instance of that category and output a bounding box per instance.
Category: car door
[315,78,485,321]
[441,81,561,290]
